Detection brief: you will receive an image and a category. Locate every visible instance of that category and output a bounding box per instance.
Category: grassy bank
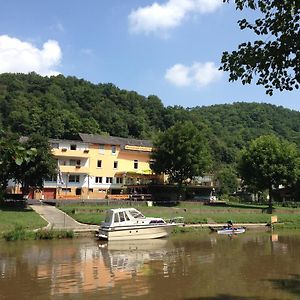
[0,204,75,241]
[59,202,300,229]
[0,205,47,236]
[3,225,74,241]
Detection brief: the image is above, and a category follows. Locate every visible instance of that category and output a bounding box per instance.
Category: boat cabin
[102,208,165,228]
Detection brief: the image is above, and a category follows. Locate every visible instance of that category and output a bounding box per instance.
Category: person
[227,220,233,229]
[39,194,44,205]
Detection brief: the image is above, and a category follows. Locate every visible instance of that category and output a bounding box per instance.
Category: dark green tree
[11,134,57,197]
[238,135,300,210]
[151,121,212,186]
[216,166,239,196]
[0,133,37,199]
[221,0,300,95]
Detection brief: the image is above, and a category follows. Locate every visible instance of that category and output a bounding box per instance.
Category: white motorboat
[98,208,180,241]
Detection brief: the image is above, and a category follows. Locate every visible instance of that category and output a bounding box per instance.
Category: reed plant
[2,225,74,241]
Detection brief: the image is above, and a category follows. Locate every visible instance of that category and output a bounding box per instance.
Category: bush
[35,229,74,240]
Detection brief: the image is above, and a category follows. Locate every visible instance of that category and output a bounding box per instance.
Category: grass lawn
[0,205,47,234]
[58,202,300,229]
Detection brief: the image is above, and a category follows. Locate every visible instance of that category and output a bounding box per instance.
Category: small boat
[217,227,246,235]
[98,208,181,241]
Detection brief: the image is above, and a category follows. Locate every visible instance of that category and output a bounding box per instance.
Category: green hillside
[1,72,300,168]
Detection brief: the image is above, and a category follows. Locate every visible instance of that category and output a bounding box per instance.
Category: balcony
[59,165,89,174]
[52,148,90,158]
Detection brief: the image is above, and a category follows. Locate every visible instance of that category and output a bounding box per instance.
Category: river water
[1,231,300,300]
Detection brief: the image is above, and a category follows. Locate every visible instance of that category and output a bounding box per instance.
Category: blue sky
[0,0,299,111]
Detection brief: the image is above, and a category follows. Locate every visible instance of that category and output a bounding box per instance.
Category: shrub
[35,229,74,240]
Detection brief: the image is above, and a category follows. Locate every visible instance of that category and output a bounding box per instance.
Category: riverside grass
[59,202,300,229]
[0,205,47,233]
[3,226,74,241]
[0,205,74,241]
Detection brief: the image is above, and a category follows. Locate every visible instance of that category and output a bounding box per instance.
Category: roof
[79,133,152,149]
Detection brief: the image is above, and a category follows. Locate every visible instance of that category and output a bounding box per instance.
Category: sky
[0,0,299,111]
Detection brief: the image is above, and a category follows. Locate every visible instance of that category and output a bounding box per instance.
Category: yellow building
[42,133,158,200]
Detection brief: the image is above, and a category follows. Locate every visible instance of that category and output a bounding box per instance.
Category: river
[1,231,300,299]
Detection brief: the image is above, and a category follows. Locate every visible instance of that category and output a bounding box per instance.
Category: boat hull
[98,224,175,241]
[217,228,246,235]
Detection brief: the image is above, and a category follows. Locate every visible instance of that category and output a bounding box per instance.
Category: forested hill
[1,72,300,165]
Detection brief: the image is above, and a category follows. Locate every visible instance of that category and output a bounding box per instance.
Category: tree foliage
[11,135,58,196]
[151,121,212,185]
[221,0,300,95]
[238,135,300,208]
[0,132,37,197]
[1,73,300,173]
[216,166,239,195]
[0,133,57,198]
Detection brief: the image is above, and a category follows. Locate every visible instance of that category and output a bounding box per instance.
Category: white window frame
[106,177,113,184]
[95,176,102,184]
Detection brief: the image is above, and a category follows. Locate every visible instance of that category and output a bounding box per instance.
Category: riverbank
[1,201,300,241]
[0,204,47,234]
[59,201,300,229]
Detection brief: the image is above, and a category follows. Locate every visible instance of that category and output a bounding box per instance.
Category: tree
[151,121,212,187]
[0,133,37,199]
[11,135,57,197]
[216,166,239,196]
[221,0,300,95]
[238,135,300,210]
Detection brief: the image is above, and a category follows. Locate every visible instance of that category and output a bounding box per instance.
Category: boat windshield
[129,209,145,219]
[105,210,114,223]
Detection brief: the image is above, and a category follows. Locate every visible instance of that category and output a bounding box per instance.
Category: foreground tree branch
[221,0,300,95]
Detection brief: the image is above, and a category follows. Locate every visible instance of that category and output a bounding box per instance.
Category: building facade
[41,133,158,200]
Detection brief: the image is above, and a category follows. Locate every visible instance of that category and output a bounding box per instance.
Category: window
[134,160,138,169]
[114,213,120,223]
[116,177,123,184]
[97,160,102,168]
[119,212,125,222]
[113,161,118,169]
[111,145,116,155]
[129,209,145,219]
[69,175,80,183]
[45,175,56,182]
[70,159,81,166]
[106,177,113,184]
[99,144,105,154]
[95,177,102,183]
[70,144,77,150]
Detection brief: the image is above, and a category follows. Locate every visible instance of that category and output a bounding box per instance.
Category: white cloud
[165,64,191,87]
[165,61,223,87]
[129,0,222,35]
[0,35,62,76]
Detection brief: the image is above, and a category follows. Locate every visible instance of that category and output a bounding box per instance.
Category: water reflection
[0,232,300,299]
